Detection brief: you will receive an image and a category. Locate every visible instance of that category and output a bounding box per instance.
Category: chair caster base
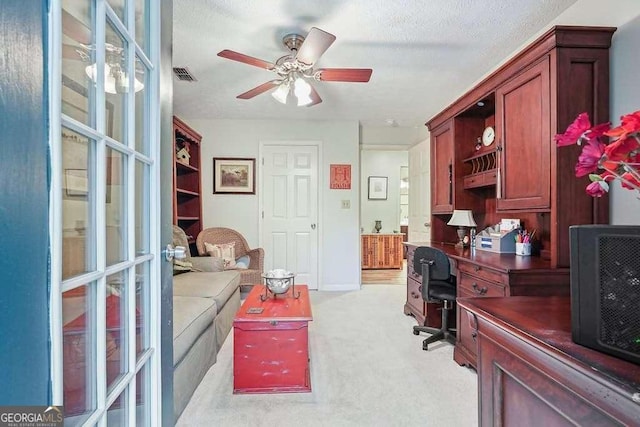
[413,329,420,335]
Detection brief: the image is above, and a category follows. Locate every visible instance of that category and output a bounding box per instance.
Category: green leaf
[589,174,603,182]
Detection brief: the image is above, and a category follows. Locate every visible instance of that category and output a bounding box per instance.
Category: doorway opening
[360,149,408,285]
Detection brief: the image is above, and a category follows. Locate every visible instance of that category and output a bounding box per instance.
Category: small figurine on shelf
[475,137,482,151]
[374,220,382,233]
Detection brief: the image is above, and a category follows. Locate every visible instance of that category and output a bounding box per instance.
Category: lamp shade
[447,209,477,227]
[85,63,144,94]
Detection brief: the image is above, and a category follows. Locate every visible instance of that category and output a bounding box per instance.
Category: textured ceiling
[172,0,579,128]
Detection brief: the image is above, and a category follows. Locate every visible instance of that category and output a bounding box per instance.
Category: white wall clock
[482,126,495,146]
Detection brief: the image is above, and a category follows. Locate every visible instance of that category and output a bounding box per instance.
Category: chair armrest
[190,256,224,272]
[246,248,264,271]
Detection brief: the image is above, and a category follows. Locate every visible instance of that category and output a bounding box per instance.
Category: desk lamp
[447,210,477,248]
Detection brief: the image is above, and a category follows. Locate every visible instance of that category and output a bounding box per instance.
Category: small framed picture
[213,158,256,194]
[368,176,388,200]
[330,164,352,189]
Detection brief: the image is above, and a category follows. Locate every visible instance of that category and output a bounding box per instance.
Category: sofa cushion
[190,256,225,272]
[205,241,237,269]
[173,296,216,365]
[173,270,240,314]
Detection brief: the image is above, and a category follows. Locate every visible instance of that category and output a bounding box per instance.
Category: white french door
[409,139,431,242]
[51,0,161,425]
[261,144,320,290]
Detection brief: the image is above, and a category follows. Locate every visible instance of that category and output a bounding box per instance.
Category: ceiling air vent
[173,67,197,82]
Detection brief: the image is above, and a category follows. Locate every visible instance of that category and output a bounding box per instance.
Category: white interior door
[409,139,431,242]
[53,1,161,425]
[261,144,319,289]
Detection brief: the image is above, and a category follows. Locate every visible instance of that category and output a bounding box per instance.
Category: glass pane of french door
[58,0,158,425]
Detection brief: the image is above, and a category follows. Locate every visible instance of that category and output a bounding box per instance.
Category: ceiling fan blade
[62,44,83,59]
[316,68,373,82]
[218,50,275,70]
[307,85,322,107]
[237,80,281,99]
[295,27,336,66]
[62,9,92,45]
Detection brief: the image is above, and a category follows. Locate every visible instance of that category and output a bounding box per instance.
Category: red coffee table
[233,284,313,394]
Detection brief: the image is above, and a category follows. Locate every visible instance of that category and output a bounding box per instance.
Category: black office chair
[412,246,457,351]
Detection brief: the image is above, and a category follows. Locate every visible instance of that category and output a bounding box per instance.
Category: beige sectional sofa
[172,226,241,421]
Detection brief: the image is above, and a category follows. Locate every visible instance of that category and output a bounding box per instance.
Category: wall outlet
[341,200,350,209]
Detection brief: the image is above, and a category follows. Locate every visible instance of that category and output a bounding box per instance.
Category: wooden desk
[404,242,569,368]
[459,296,640,426]
[233,285,313,394]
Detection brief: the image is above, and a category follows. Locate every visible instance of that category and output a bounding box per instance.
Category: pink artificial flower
[604,136,640,161]
[575,138,605,177]
[605,110,640,140]
[620,171,640,190]
[585,181,608,197]
[562,110,640,197]
[585,122,611,141]
[555,113,591,146]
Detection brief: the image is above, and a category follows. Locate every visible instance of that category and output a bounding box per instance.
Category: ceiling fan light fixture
[296,92,313,107]
[271,83,289,104]
[294,77,311,97]
[85,63,144,94]
[294,77,312,106]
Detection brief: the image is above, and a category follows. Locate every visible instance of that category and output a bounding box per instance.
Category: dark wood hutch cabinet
[426,26,614,268]
[431,122,454,214]
[495,57,551,212]
[173,116,203,247]
[414,26,616,369]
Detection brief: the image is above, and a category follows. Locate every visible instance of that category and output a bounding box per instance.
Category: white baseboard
[318,283,361,292]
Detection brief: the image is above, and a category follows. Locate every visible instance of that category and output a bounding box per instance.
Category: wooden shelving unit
[173,116,202,245]
[462,149,497,189]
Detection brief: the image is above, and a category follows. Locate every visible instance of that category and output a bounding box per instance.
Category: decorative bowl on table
[262,269,295,294]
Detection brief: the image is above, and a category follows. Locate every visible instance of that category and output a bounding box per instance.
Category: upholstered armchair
[196,227,264,289]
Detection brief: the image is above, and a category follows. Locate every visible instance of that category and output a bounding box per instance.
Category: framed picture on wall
[213,157,256,194]
[330,164,352,189]
[368,176,388,200]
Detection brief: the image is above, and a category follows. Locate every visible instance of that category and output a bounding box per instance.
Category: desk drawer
[458,272,505,297]
[406,246,421,280]
[458,262,504,285]
[407,277,424,315]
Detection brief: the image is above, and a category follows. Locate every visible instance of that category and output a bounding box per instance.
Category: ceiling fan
[217,27,373,107]
[61,9,143,94]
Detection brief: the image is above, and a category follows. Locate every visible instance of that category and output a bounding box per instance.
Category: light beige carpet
[177,285,478,426]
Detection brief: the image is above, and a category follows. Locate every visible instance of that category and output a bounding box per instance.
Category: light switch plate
[341,200,350,209]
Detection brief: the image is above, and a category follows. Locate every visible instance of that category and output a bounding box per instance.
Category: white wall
[185,118,361,290]
[360,150,408,234]
[610,14,640,225]
[360,126,428,147]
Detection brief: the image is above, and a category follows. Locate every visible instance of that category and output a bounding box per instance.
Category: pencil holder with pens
[515,228,535,256]
[515,242,532,256]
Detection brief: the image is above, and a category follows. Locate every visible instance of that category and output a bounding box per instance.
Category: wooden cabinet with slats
[361,234,403,269]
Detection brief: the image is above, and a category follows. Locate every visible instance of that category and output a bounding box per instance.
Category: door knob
[165,244,187,262]
[424,222,431,227]
[311,223,316,230]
